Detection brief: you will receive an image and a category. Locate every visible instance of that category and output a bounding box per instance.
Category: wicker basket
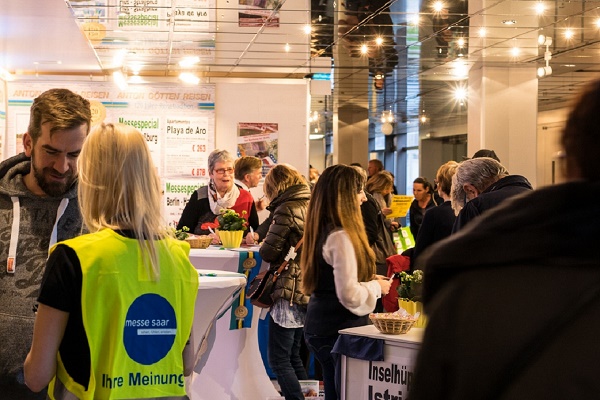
[185,235,213,249]
[369,313,416,335]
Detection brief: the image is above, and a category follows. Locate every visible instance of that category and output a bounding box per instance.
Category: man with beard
[0,88,90,398]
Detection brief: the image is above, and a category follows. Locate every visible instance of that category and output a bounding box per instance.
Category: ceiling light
[454,87,467,101]
[432,1,444,12]
[510,47,521,57]
[309,134,325,140]
[381,110,394,124]
[534,2,545,15]
[375,36,383,46]
[112,70,128,91]
[595,18,600,28]
[360,44,368,55]
[179,57,200,68]
[478,27,487,37]
[128,75,144,84]
[303,24,312,34]
[284,43,291,52]
[129,61,143,75]
[179,72,200,85]
[537,65,552,78]
[112,49,128,68]
[502,20,517,25]
[451,61,468,78]
[408,15,420,26]
[538,34,552,46]
[0,67,14,81]
[564,29,574,40]
[381,122,394,135]
[538,34,553,79]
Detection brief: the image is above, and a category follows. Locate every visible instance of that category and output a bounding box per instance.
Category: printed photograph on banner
[165,117,211,177]
[237,122,278,176]
[238,0,280,27]
[163,178,208,228]
[118,115,163,175]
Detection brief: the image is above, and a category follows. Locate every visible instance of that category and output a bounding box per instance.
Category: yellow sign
[387,195,413,218]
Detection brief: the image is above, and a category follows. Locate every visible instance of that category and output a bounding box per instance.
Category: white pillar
[468,66,539,186]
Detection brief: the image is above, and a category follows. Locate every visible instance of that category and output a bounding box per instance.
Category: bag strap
[272,237,304,282]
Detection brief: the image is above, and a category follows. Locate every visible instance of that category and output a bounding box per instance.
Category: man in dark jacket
[450,157,532,232]
[409,79,600,400]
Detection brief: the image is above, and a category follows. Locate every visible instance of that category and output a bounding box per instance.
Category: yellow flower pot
[218,230,244,248]
[398,299,428,328]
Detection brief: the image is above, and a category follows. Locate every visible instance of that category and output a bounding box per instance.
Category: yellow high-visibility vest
[48,229,198,400]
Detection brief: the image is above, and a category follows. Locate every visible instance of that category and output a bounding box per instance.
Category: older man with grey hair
[450,157,532,232]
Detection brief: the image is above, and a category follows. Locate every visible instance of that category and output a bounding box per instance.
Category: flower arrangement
[173,226,190,240]
[397,270,423,302]
[201,209,248,232]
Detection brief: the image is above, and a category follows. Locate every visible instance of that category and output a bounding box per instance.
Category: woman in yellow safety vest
[24,123,199,400]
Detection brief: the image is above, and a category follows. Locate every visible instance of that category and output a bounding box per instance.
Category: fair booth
[336,325,424,400]
[188,247,280,399]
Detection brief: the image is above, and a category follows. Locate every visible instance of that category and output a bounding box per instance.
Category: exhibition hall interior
[1,1,599,399]
[2,0,599,190]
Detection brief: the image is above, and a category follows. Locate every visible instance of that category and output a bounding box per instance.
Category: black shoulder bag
[246,238,304,308]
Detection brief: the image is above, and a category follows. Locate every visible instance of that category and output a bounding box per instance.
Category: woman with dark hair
[301,164,391,400]
[409,177,439,239]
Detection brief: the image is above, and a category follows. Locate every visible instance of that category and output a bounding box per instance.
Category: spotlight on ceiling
[538,34,552,46]
[537,65,552,78]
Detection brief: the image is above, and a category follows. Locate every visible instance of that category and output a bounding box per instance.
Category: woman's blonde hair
[365,171,393,194]
[78,123,169,279]
[263,164,307,200]
[301,164,375,295]
[435,161,459,196]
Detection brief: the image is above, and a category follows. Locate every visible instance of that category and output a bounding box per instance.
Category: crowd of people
[2,77,599,399]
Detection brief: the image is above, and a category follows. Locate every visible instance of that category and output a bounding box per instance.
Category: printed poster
[71,0,215,63]
[163,178,208,228]
[387,195,413,218]
[237,122,278,176]
[6,81,216,227]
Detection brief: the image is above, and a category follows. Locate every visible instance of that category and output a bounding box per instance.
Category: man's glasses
[213,167,234,175]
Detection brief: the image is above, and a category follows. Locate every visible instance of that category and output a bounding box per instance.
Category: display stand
[191,269,247,373]
[337,325,424,400]
[188,247,280,400]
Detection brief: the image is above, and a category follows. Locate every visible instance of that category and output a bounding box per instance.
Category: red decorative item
[382,254,411,312]
[200,218,219,231]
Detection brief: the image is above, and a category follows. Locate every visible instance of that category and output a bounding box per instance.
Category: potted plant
[397,270,427,328]
[201,209,248,248]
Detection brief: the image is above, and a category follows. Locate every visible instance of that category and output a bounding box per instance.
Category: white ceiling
[2,0,600,131]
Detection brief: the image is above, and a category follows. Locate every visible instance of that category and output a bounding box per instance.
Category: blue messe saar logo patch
[123,293,177,365]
